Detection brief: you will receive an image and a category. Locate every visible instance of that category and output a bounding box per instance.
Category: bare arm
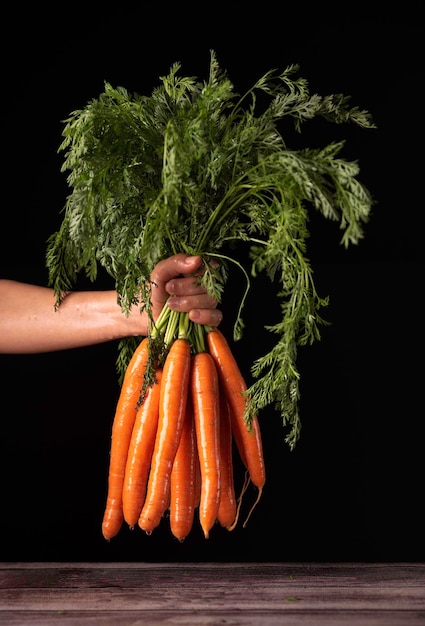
[0,254,222,354]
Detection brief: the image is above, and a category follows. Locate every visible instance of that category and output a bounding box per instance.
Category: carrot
[217,392,237,529]
[206,328,265,524]
[169,396,197,542]
[122,369,163,528]
[102,337,149,540]
[194,448,201,510]
[191,351,221,539]
[138,337,191,534]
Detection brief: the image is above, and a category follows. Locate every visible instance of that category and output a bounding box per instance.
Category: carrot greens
[46,50,375,449]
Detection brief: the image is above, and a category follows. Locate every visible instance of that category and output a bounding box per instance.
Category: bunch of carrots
[101,308,266,542]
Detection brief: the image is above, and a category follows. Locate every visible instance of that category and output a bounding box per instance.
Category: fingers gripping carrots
[101,314,266,542]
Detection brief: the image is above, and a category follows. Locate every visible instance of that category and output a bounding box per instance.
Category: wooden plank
[0,563,424,625]
[0,609,424,625]
[1,584,424,611]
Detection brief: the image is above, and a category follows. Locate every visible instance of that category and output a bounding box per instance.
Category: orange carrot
[191,351,221,539]
[138,337,191,534]
[191,419,201,512]
[217,392,237,529]
[122,369,162,528]
[206,328,266,493]
[169,397,197,542]
[102,337,149,540]
[194,441,201,510]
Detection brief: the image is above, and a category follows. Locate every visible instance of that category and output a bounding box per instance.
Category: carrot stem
[178,312,190,339]
[164,309,179,346]
[192,322,206,354]
[150,300,171,338]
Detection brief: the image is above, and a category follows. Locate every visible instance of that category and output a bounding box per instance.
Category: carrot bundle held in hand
[52,54,375,542]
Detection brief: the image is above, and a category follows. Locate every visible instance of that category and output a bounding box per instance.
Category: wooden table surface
[0,562,424,625]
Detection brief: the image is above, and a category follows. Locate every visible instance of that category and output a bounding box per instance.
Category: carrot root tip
[242,486,263,529]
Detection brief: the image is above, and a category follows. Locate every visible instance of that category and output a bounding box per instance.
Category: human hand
[150,253,222,327]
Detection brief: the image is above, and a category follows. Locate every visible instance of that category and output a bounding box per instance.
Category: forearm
[0,280,145,353]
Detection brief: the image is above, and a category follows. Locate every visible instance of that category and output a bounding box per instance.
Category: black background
[1,12,423,562]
